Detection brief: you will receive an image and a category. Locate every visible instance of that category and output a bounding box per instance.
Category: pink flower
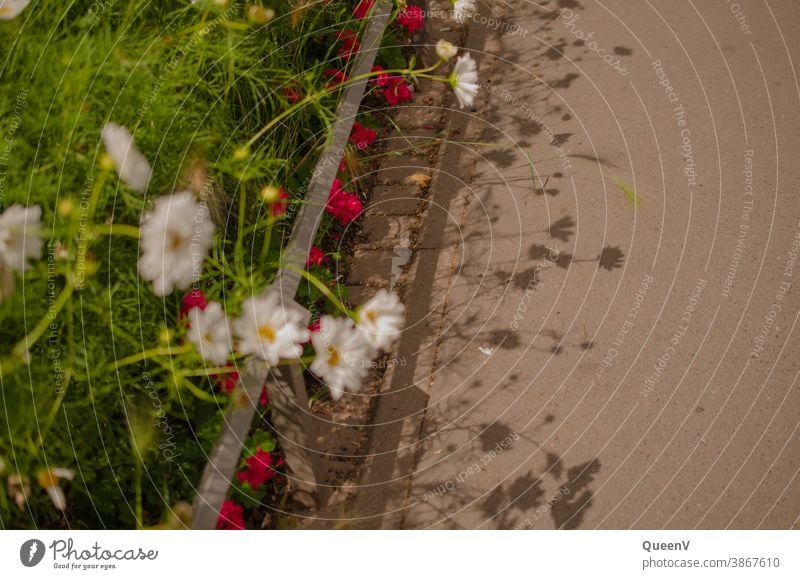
[324,68,348,89]
[397,5,425,33]
[353,0,374,19]
[349,122,377,150]
[270,188,291,217]
[306,245,328,267]
[382,76,413,106]
[217,500,245,530]
[260,385,269,407]
[180,289,207,319]
[236,449,276,489]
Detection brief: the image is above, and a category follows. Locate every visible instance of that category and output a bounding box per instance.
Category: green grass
[0,0,365,529]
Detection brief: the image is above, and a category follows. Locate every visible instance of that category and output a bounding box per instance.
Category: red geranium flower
[353,0,374,19]
[214,367,240,393]
[382,76,413,106]
[217,500,245,530]
[180,289,207,319]
[283,80,302,103]
[349,122,377,150]
[397,5,425,33]
[260,385,269,407]
[323,68,348,89]
[236,448,276,489]
[326,180,363,224]
[306,245,328,267]
[335,29,360,59]
[309,319,321,333]
[270,188,291,217]
[371,65,389,87]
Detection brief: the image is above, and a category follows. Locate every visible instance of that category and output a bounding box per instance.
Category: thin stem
[260,215,275,261]
[112,344,192,372]
[285,265,353,318]
[11,282,73,360]
[91,223,140,239]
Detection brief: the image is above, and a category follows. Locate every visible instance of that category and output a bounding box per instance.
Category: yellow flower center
[258,325,276,342]
[37,470,57,489]
[327,345,340,366]
[168,232,184,251]
[365,310,377,322]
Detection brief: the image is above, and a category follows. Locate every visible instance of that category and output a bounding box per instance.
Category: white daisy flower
[0,0,30,20]
[234,292,310,365]
[356,289,405,352]
[187,301,232,365]
[101,123,152,193]
[37,468,74,512]
[436,39,458,62]
[0,204,42,272]
[310,316,372,401]
[451,0,476,23]
[138,191,214,297]
[450,53,479,109]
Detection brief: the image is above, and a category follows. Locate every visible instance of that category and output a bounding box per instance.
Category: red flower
[326,180,363,224]
[335,29,360,59]
[283,80,302,103]
[270,188,291,217]
[323,68,348,89]
[306,245,328,267]
[215,368,240,393]
[353,0,374,19]
[397,5,425,33]
[260,385,269,407]
[349,122,377,150]
[217,500,245,530]
[382,76,413,106]
[180,289,207,319]
[309,319,321,333]
[236,448,276,489]
[371,65,389,87]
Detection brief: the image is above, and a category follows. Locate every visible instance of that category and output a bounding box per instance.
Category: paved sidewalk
[351,0,800,529]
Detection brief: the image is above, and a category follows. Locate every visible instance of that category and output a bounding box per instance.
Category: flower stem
[112,344,192,373]
[285,265,353,319]
[91,223,140,239]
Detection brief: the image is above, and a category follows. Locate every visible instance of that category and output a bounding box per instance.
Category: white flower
[311,316,372,401]
[450,53,479,109]
[451,0,476,23]
[436,39,458,61]
[356,289,405,352]
[138,191,214,297]
[187,301,232,365]
[0,0,30,20]
[235,292,310,365]
[38,468,74,512]
[101,123,152,193]
[0,204,42,272]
